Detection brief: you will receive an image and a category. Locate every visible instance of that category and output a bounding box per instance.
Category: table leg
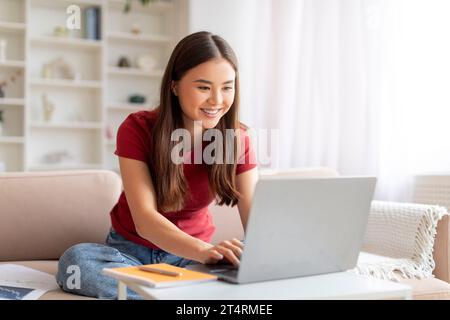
[118,281,127,300]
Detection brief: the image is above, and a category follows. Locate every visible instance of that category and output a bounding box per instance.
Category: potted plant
[123,0,158,13]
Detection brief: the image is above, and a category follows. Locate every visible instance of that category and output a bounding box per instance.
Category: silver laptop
[186,176,377,284]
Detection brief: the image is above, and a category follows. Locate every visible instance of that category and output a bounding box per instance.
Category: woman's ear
[171,81,178,96]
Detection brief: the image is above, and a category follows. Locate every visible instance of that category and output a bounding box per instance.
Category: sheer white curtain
[375,0,450,201]
[188,0,450,201]
[237,0,450,201]
[239,0,382,182]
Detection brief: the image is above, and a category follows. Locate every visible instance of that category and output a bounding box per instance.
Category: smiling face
[172,58,236,133]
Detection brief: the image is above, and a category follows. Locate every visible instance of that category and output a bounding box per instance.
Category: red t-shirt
[110,109,257,249]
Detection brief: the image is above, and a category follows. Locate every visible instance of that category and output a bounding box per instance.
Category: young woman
[56,31,258,299]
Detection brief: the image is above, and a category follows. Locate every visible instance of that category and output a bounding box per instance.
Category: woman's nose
[208,90,223,105]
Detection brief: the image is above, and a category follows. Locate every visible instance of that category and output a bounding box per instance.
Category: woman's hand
[197,239,244,267]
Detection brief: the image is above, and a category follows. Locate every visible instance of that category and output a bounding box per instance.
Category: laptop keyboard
[209,267,239,279]
[209,265,236,271]
[219,269,238,277]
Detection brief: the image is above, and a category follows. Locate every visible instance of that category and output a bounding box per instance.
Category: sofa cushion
[0,261,95,300]
[0,170,122,261]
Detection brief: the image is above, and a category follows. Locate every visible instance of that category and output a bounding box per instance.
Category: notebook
[102,263,218,288]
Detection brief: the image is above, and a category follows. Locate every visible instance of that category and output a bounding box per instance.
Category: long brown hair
[151,31,242,212]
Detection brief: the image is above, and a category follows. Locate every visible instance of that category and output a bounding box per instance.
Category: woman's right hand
[197,239,244,267]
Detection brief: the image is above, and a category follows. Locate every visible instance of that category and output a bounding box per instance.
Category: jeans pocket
[151,250,165,263]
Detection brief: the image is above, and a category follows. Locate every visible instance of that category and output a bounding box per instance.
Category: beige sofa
[0,169,449,300]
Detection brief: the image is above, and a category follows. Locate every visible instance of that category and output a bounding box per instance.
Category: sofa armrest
[433,215,450,282]
[0,170,122,261]
[361,201,448,282]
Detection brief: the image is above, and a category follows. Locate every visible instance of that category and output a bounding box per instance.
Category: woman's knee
[59,243,93,266]
[56,243,122,291]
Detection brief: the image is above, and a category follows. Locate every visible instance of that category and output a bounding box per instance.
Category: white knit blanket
[352,201,448,281]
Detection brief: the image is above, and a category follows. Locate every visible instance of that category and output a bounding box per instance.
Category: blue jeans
[56,228,197,300]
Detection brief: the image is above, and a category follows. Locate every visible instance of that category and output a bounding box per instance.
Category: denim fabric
[55,228,197,300]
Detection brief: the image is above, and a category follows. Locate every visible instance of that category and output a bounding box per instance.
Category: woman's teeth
[201,108,221,116]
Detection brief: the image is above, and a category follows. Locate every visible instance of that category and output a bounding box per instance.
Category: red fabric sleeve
[114,113,150,162]
[236,129,258,175]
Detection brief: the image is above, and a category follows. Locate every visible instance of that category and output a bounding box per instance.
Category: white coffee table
[116,271,412,300]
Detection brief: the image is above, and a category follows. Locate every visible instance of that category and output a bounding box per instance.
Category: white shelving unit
[0,60,26,68]
[0,21,26,33]
[0,98,25,106]
[0,0,187,173]
[108,66,163,78]
[29,35,103,50]
[29,78,103,89]
[0,0,26,171]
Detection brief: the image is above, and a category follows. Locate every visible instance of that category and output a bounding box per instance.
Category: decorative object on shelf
[53,26,69,38]
[41,57,77,80]
[130,23,142,35]
[136,54,157,71]
[0,70,23,98]
[42,150,75,165]
[106,125,114,140]
[128,94,146,104]
[42,94,55,122]
[0,109,4,136]
[84,6,101,40]
[124,0,157,13]
[41,64,51,79]
[0,39,7,62]
[117,56,131,68]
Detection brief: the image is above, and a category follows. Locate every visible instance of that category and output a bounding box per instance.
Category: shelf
[0,136,24,144]
[108,0,174,13]
[0,98,25,106]
[107,103,151,112]
[27,163,103,171]
[0,21,26,33]
[30,0,103,9]
[30,36,103,51]
[30,121,103,130]
[30,78,102,89]
[0,60,26,68]
[108,66,163,78]
[107,31,171,44]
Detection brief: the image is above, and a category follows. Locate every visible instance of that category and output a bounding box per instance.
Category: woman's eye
[223,87,234,91]
[198,86,210,91]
